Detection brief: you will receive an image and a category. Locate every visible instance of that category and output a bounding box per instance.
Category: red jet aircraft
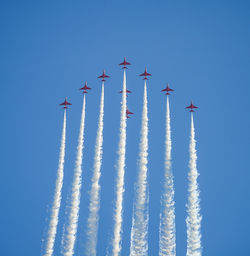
[119,57,131,69]
[139,68,152,80]
[186,101,198,112]
[98,70,110,82]
[126,108,134,118]
[161,84,174,95]
[80,82,91,94]
[119,89,132,96]
[60,97,72,109]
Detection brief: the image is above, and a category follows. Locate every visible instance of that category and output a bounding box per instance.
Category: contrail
[159,95,176,256]
[130,80,149,256]
[112,69,127,256]
[63,95,86,256]
[43,110,67,256]
[86,83,105,256]
[186,113,202,256]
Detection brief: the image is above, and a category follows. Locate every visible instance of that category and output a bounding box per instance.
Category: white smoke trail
[159,96,176,256]
[186,113,202,256]
[112,70,127,256]
[86,83,105,256]
[130,80,149,256]
[63,95,86,256]
[44,110,67,256]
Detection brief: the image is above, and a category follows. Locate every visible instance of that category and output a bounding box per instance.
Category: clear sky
[1,0,250,255]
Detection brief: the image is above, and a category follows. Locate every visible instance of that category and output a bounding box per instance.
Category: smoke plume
[159,95,176,256]
[130,81,149,256]
[44,110,67,256]
[186,113,202,256]
[112,70,127,256]
[86,83,105,256]
[63,95,86,256]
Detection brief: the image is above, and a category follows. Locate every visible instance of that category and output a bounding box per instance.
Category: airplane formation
[59,57,198,115]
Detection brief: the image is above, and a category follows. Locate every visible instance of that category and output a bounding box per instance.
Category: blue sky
[1,0,250,255]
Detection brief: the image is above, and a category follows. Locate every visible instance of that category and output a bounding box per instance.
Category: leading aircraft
[161,84,174,95]
[139,68,151,80]
[98,70,110,81]
[60,97,72,109]
[119,57,131,69]
[80,82,91,93]
[186,101,198,112]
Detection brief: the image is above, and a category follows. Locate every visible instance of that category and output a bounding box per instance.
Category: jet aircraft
[119,89,132,95]
[59,97,72,109]
[186,101,198,112]
[126,108,134,118]
[161,84,174,95]
[98,70,110,81]
[119,57,131,69]
[139,68,151,80]
[80,82,91,93]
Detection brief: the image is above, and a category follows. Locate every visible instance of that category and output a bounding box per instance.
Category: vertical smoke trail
[130,81,149,256]
[112,70,127,256]
[86,83,105,256]
[159,96,176,256]
[186,113,202,256]
[44,110,67,256]
[63,95,86,256]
